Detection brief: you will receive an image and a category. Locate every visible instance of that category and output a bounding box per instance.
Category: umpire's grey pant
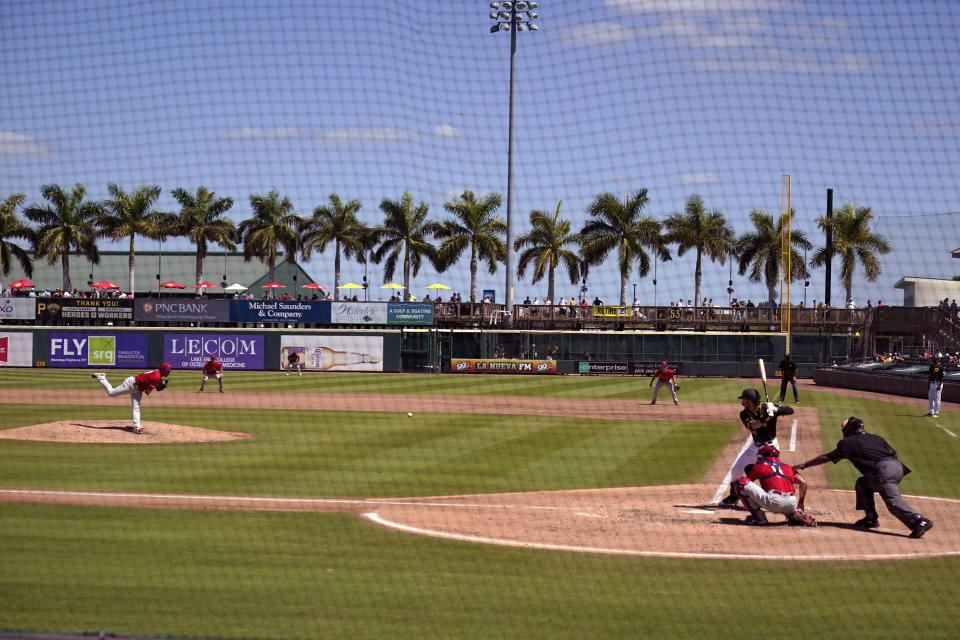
[855,458,919,528]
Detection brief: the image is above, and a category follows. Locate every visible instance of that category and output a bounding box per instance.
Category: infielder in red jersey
[198,354,224,393]
[286,350,302,376]
[731,445,815,526]
[648,361,679,405]
[91,363,172,434]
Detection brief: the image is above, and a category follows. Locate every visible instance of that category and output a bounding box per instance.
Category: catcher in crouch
[730,445,816,527]
[91,363,172,434]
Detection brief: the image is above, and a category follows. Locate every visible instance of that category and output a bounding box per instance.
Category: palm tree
[23,183,102,291]
[735,209,812,304]
[0,192,34,290]
[809,202,891,305]
[435,190,505,302]
[514,200,581,302]
[300,193,369,301]
[663,194,735,307]
[580,189,671,306]
[238,190,303,286]
[373,192,441,296]
[100,184,168,294]
[171,187,237,287]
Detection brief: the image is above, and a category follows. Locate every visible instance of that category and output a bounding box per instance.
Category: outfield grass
[1,370,959,639]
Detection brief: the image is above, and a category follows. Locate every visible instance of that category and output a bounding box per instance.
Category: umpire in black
[795,416,933,538]
[777,353,799,404]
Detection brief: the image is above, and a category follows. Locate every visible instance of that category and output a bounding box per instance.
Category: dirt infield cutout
[0,420,250,443]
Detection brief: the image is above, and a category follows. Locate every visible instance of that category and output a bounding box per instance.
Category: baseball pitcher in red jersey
[198,354,224,393]
[91,363,172,434]
[731,445,816,526]
[649,361,679,405]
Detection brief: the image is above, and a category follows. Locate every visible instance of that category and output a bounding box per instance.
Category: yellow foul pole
[780,174,792,352]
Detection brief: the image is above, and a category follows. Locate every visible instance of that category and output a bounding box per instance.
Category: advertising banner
[47,333,148,368]
[163,334,265,370]
[0,333,33,366]
[37,298,134,323]
[280,334,383,372]
[0,298,35,320]
[576,361,681,376]
[231,300,330,324]
[135,299,230,322]
[450,358,558,374]
[578,361,630,375]
[386,302,433,326]
[330,301,387,325]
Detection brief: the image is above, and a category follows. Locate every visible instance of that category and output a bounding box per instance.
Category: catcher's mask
[842,416,864,436]
[758,445,780,459]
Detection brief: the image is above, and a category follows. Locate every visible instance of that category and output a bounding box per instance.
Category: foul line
[934,421,958,438]
[362,512,960,561]
[0,488,598,514]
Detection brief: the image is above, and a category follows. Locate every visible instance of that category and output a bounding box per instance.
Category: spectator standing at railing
[927,355,945,417]
[593,296,603,306]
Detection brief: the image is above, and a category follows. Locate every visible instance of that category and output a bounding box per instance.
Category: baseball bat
[758,358,770,403]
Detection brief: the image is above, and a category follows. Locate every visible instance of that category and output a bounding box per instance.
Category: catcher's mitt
[156,379,169,391]
[791,508,817,527]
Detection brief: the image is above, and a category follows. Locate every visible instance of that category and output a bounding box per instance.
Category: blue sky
[2,0,959,305]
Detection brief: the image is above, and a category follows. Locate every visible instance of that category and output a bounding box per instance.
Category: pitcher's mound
[0,420,251,444]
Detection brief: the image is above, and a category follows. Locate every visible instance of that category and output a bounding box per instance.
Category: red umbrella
[260,282,287,288]
[9,279,35,289]
[92,281,120,289]
[300,283,326,289]
[194,281,217,288]
[159,281,186,289]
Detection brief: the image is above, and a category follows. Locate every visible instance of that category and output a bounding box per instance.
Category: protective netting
[3,0,958,305]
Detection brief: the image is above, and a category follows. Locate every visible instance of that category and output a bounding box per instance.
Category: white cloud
[642,18,763,47]
[679,171,724,184]
[314,126,420,144]
[0,131,55,156]
[555,22,635,47]
[221,126,302,140]
[432,123,465,139]
[604,0,789,13]
[911,120,960,132]
[692,50,875,73]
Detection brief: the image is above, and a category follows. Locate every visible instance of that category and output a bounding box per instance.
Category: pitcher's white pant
[729,438,780,482]
[738,481,798,517]
[928,382,943,415]
[98,375,142,429]
[651,380,677,404]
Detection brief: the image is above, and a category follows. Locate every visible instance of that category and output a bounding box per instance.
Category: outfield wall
[1,328,404,373]
[0,327,854,377]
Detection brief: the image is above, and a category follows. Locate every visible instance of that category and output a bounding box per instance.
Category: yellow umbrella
[425,283,451,290]
[338,282,364,289]
[380,282,406,289]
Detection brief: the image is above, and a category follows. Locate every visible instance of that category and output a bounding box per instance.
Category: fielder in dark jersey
[718,388,795,506]
[795,416,933,538]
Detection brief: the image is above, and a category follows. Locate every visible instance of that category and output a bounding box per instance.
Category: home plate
[681,508,716,514]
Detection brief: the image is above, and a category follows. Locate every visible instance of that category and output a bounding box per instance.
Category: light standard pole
[489,1,538,327]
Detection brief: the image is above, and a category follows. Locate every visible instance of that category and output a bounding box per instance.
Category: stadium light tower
[489,1,538,326]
